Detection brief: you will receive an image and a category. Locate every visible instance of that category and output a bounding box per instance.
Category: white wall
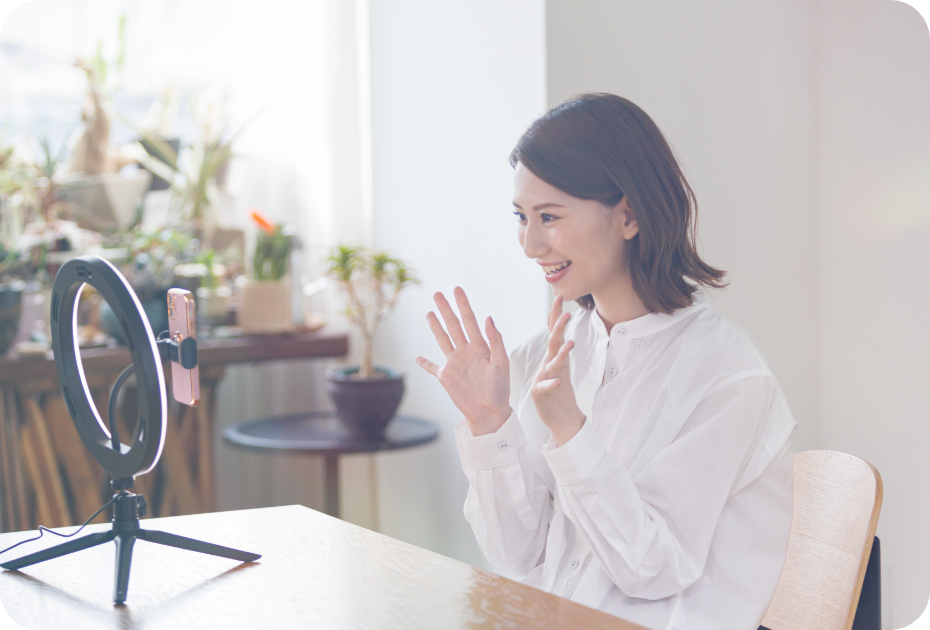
[546,0,930,627]
[367,0,547,569]
[817,1,930,626]
[546,0,822,456]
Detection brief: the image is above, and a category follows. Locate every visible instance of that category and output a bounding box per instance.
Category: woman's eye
[512,211,557,223]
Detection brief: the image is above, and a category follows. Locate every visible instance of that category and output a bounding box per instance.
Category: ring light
[50,256,167,478]
[1,254,261,605]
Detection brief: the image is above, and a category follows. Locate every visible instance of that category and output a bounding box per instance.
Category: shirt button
[571,559,579,569]
[607,366,617,377]
[498,442,509,450]
[615,328,627,337]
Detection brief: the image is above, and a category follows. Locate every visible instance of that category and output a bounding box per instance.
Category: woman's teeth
[544,262,571,276]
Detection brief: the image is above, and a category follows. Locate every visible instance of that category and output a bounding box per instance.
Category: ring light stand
[0,256,260,604]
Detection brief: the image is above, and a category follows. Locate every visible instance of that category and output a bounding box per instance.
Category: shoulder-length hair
[509,93,726,314]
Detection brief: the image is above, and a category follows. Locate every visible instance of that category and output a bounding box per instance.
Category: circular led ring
[50,256,167,479]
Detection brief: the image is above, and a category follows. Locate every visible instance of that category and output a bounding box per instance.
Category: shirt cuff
[455,411,526,469]
[541,415,606,484]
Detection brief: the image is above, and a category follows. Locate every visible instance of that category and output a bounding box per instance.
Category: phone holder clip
[156,334,198,369]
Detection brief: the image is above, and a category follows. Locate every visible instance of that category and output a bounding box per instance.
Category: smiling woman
[417,93,798,630]
[511,93,727,317]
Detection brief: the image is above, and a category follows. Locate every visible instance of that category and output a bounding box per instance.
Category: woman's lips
[544,261,571,283]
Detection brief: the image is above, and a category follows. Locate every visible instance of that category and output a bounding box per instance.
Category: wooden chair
[760,450,883,630]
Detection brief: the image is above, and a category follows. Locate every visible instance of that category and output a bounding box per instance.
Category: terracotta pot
[326,366,405,438]
[236,276,291,333]
[0,282,24,356]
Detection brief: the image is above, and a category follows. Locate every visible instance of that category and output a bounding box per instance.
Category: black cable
[108,364,135,451]
[0,493,120,558]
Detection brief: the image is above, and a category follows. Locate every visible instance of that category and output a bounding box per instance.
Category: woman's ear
[618,196,639,240]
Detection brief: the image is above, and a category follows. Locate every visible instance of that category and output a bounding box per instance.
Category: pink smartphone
[167,288,200,406]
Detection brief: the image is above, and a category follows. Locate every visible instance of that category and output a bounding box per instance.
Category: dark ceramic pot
[99,290,169,344]
[0,282,24,356]
[326,366,405,438]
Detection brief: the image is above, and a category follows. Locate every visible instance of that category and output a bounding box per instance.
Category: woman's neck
[591,277,649,332]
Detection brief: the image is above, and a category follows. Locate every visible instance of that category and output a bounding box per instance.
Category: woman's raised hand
[416,287,512,436]
[531,294,586,447]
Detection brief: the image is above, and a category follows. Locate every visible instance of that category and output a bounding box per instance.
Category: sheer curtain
[0,0,375,523]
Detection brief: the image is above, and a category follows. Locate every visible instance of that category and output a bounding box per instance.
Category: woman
[415,93,796,630]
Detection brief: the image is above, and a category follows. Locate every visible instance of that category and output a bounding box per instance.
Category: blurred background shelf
[0,326,348,533]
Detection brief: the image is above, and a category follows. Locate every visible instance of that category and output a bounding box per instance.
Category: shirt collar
[586,288,709,340]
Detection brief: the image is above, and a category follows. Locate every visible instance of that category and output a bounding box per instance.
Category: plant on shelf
[0,237,25,356]
[194,248,232,327]
[251,211,292,281]
[235,209,294,333]
[321,243,419,438]
[132,91,264,246]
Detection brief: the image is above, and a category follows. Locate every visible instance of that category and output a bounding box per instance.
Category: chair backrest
[760,450,883,630]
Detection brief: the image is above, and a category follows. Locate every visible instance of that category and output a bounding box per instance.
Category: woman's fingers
[453,287,487,349]
[485,316,508,365]
[548,311,571,357]
[434,292,468,346]
[535,339,573,390]
[543,339,573,375]
[426,311,455,356]
[548,293,563,332]
[415,355,440,377]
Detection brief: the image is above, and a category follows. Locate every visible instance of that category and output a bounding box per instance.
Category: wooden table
[223,413,439,518]
[0,505,645,629]
[0,328,348,534]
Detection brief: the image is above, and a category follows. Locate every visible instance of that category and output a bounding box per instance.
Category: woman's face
[513,162,639,302]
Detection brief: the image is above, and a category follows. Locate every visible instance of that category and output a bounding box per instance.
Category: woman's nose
[521,220,547,259]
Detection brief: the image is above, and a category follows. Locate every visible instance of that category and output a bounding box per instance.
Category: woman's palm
[416,287,511,435]
[438,336,508,421]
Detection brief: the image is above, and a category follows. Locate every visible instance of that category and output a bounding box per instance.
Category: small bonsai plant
[323,244,418,380]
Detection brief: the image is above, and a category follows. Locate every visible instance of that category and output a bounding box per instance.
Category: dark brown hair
[510,93,726,314]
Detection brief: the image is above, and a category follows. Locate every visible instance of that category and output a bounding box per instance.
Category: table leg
[324,455,339,518]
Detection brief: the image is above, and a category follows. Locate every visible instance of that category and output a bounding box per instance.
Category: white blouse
[454,292,797,630]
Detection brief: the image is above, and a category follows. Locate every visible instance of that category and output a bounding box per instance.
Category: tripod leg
[113,534,136,604]
[138,530,260,563]
[0,531,115,571]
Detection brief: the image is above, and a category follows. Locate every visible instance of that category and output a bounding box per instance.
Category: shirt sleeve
[453,339,554,577]
[542,374,790,600]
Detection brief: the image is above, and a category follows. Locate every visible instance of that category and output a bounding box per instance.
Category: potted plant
[132,89,264,248]
[0,242,25,356]
[322,244,418,437]
[194,249,231,327]
[56,22,152,230]
[236,209,293,332]
[0,139,27,356]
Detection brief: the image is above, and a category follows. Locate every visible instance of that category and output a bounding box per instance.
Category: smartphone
[167,288,200,406]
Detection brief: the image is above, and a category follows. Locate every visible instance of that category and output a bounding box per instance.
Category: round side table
[222,412,439,518]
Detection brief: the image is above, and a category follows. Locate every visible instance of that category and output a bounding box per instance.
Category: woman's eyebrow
[512,202,565,211]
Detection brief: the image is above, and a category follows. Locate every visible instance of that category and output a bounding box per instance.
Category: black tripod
[0,478,261,604]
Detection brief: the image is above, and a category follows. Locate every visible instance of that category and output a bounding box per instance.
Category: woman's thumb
[486,316,507,359]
